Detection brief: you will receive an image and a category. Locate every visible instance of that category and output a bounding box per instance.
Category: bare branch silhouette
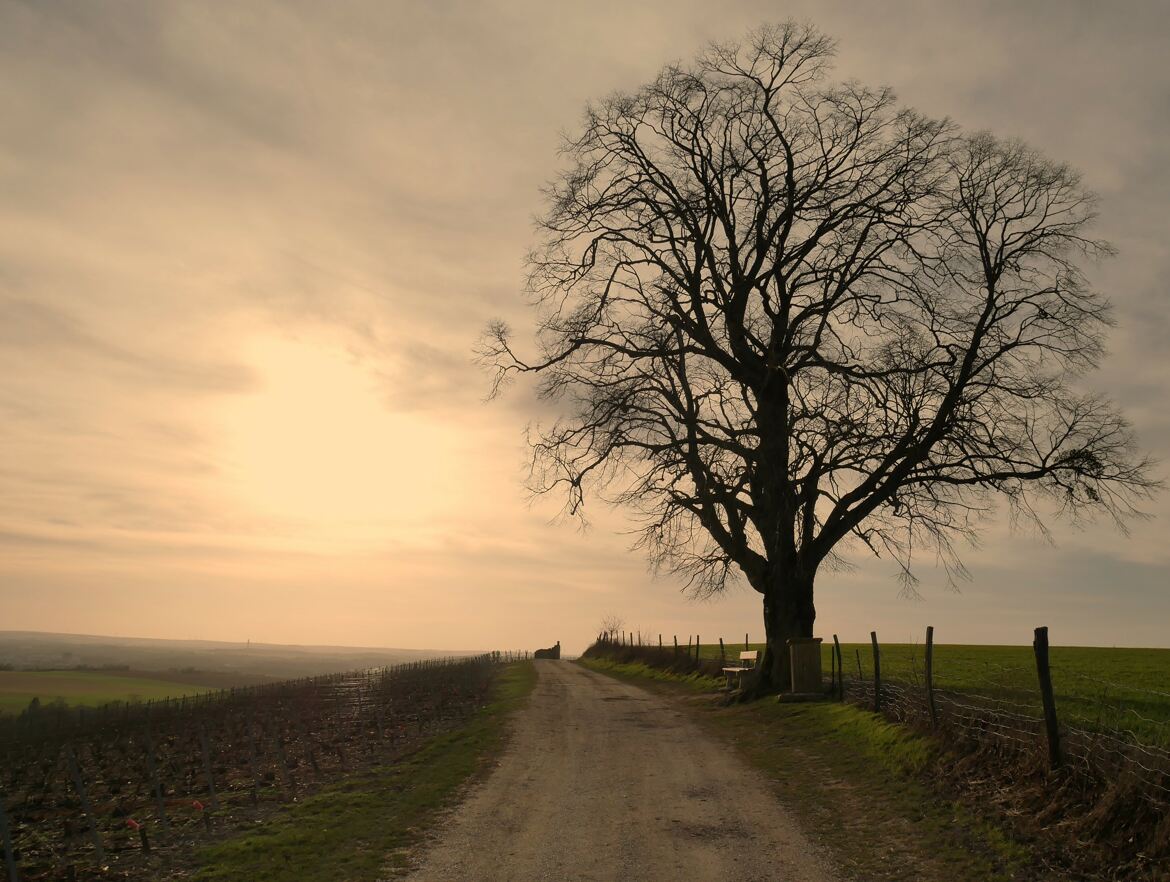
[481,22,1159,692]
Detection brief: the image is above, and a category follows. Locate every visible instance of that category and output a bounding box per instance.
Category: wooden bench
[722,650,759,689]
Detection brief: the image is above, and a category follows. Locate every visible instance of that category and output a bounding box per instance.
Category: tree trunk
[756,574,816,694]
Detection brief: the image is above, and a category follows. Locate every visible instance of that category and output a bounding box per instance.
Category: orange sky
[2,0,1168,653]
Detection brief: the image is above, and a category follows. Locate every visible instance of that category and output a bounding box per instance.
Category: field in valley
[0,670,237,715]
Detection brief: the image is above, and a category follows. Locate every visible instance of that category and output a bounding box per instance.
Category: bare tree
[482,23,1157,692]
[599,614,624,642]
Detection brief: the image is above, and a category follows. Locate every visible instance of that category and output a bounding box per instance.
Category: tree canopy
[482,22,1156,689]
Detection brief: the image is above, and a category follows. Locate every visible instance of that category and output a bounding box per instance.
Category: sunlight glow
[216,336,462,548]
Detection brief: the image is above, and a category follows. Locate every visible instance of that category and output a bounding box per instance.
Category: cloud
[0,0,1166,651]
[0,298,256,393]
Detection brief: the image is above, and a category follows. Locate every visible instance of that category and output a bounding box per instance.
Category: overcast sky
[1,0,1167,653]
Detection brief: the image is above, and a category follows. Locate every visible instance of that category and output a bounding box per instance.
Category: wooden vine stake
[143,717,169,831]
[245,715,262,806]
[0,786,19,882]
[197,723,220,810]
[65,746,105,866]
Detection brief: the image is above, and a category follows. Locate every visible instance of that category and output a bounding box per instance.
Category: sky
[1,0,1168,654]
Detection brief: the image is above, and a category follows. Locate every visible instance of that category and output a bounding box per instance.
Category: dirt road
[404,660,839,881]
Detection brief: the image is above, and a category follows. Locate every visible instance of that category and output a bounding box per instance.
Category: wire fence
[833,629,1170,810]
[592,624,1170,872]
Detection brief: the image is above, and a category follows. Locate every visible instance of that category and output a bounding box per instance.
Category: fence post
[925,625,937,729]
[870,631,881,712]
[832,635,843,700]
[673,635,678,656]
[829,639,836,695]
[1033,626,1062,770]
[0,787,18,882]
[719,637,725,662]
[659,634,662,648]
[745,633,749,651]
[695,635,700,663]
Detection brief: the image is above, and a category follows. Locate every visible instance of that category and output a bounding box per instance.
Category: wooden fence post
[719,637,725,662]
[65,746,105,865]
[855,648,863,681]
[745,633,749,651]
[870,631,882,712]
[829,639,836,695]
[0,787,18,882]
[695,635,700,662]
[925,625,937,729]
[832,635,843,700]
[1033,626,1062,770]
[659,634,662,648]
[673,635,678,656]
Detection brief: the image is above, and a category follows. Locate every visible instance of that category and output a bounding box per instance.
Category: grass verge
[194,661,536,882]
[579,656,1034,882]
[575,656,723,691]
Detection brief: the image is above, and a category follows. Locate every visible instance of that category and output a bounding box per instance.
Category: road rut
[403,660,839,881]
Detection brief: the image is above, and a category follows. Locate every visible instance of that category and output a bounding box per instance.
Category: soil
[402,659,840,881]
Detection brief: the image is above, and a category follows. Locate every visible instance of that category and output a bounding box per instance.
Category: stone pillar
[787,637,824,694]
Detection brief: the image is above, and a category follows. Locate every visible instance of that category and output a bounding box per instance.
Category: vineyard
[0,653,517,881]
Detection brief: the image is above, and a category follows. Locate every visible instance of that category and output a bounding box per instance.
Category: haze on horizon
[1,0,1167,655]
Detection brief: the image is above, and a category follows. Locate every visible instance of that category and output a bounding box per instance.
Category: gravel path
[403,659,840,881]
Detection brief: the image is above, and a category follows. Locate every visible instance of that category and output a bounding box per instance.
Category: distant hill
[0,631,483,680]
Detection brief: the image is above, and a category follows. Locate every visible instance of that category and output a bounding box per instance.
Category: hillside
[0,631,482,680]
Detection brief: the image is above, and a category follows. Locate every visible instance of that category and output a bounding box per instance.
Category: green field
[686,641,1170,745]
[0,670,216,715]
